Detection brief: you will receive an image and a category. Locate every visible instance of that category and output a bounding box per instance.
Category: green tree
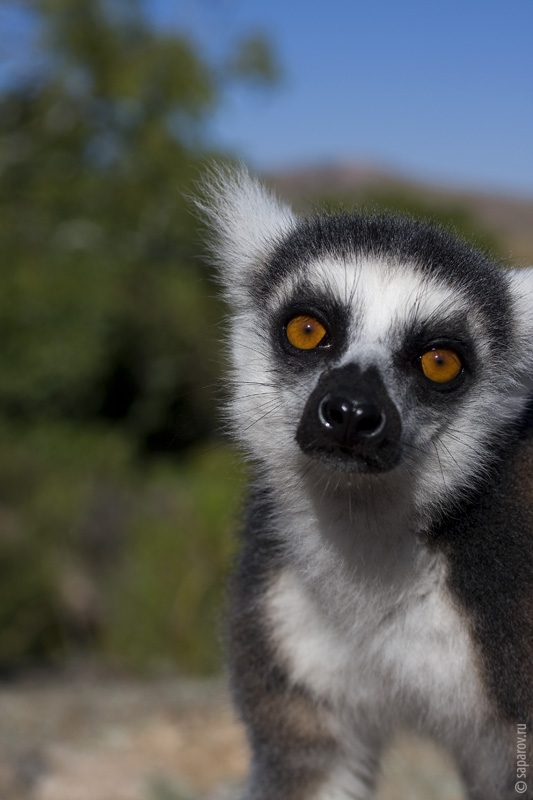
[0,0,275,671]
[1,0,277,450]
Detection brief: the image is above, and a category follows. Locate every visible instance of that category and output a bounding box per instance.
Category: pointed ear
[508,266,533,340]
[505,266,533,399]
[196,163,296,308]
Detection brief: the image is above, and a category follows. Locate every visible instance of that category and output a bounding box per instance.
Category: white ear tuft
[506,266,533,398]
[196,163,296,307]
[508,266,533,340]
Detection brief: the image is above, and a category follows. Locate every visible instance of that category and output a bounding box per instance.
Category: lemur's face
[232,250,508,496]
[201,168,533,516]
[276,256,475,476]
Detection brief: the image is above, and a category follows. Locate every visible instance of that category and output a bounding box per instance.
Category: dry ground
[0,673,467,800]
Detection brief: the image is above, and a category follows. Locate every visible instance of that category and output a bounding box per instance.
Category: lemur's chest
[265,554,488,733]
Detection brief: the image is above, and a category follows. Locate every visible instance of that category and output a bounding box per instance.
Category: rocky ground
[0,672,467,800]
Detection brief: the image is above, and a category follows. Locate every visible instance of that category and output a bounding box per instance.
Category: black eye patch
[272,290,351,367]
[398,314,475,365]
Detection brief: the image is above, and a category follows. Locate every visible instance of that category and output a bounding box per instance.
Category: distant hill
[265,163,533,265]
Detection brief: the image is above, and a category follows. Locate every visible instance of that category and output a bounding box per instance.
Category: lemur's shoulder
[430,409,533,721]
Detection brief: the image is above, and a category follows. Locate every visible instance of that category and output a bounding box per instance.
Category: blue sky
[166,0,533,196]
[1,0,531,196]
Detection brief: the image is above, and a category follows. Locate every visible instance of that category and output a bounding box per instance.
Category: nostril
[328,407,346,426]
[318,395,351,432]
[354,404,385,436]
[318,395,385,444]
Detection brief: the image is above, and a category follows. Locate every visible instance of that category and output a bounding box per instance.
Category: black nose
[318,394,385,445]
[296,363,401,472]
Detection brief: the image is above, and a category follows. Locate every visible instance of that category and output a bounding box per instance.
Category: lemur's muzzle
[296,363,402,473]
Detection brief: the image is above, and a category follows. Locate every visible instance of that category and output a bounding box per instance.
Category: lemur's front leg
[230,565,383,800]
[236,676,383,800]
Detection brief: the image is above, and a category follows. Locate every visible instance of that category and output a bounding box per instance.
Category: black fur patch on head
[253,213,513,353]
[395,311,477,406]
[271,286,352,374]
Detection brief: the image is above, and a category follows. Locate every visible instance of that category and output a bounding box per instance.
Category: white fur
[507,265,533,393]
[267,564,487,732]
[315,761,381,800]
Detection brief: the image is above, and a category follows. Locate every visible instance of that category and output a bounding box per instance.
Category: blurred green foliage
[102,446,244,673]
[0,0,269,674]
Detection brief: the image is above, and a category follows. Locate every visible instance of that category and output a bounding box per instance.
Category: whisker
[239,402,283,435]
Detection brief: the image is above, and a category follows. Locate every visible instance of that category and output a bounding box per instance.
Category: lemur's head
[199,166,533,521]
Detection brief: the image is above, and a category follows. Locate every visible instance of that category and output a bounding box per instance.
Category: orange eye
[420,348,462,383]
[286,315,327,350]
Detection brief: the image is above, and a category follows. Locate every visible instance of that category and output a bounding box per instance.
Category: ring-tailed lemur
[199,166,533,800]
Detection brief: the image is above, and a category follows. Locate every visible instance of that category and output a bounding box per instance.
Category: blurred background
[0,1,531,798]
